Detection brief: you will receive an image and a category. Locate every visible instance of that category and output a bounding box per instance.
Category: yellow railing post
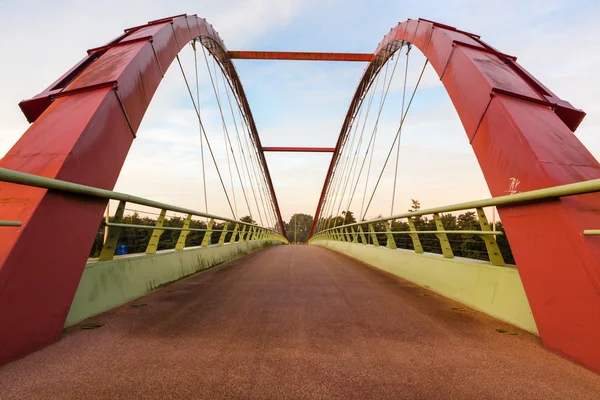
[145,209,166,254]
[351,227,358,243]
[201,219,215,247]
[344,228,352,242]
[357,225,367,244]
[230,223,239,244]
[218,222,229,245]
[175,214,192,251]
[99,200,126,261]
[239,225,247,241]
[385,222,397,249]
[433,213,453,258]
[407,218,424,254]
[368,224,379,247]
[476,208,505,266]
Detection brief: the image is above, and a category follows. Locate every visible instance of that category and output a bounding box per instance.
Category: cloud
[1,0,599,225]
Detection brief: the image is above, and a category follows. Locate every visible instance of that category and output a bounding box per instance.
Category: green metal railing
[310,178,600,266]
[0,220,22,227]
[0,168,288,259]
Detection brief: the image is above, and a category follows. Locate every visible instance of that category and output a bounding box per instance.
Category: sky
[0,0,599,227]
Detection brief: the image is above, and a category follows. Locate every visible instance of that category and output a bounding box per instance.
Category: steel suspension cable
[334,59,392,227]
[324,64,384,231]
[361,58,429,220]
[214,65,258,223]
[203,47,258,222]
[359,54,400,219]
[235,103,276,227]
[200,56,273,228]
[316,62,380,232]
[316,97,367,233]
[220,70,265,226]
[175,54,236,218]
[228,97,278,228]
[207,52,239,217]
[192,42,208,217]
[391,45,411,215]
[341,51,402,224]
[356,57,396,222]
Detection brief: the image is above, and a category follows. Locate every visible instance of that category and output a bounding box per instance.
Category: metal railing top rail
[313,178,600,235]
[0,220,22,227]
[0,167,284,238]
[106,222,241,233]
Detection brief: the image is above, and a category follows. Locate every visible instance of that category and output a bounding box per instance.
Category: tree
[408,199,421,212]
[341,210,357,225]
[285,213,313,244]
[239,215,256,224]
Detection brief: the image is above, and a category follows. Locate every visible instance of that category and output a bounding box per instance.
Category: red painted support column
[313,18,600,373]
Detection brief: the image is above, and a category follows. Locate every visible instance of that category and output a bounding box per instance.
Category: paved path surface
[1,245,600,399]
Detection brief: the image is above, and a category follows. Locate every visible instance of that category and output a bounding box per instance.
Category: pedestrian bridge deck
[1,246,599,399]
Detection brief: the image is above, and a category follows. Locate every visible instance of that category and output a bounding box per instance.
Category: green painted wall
[65,240,282,327]
[312,240,538,334]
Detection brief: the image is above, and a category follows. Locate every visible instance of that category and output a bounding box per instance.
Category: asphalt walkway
[1,245,599,399]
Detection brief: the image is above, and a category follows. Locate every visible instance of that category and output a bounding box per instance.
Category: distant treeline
[90,213,256,258]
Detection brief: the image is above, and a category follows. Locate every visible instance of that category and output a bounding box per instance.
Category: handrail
[311,178,600,267]
[0,167,283,237]
[0,220,22,227]
[313,178,600,235]
[583,230,600,236]
[106,222,238,233]
[376,230,503,235]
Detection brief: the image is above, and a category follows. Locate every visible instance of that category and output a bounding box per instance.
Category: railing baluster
[145,209,167,254]
[407,218,424,254]
[385,222,397,249]
[476,208,505,266]
[433,213,453,258]
[218,222,229,245]
[351,227,358,243]
[201,219,215,247]
[99,200,126,261]
[175,214,192,251]
[230,223,239,244]
[368,224,379,247]
[344,228,352,242]
[357,225,367,244]
[239,225,247,241]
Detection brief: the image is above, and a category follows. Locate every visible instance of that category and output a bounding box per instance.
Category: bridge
[1,14,600,398]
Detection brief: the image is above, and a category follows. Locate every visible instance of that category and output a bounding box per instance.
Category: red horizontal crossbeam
[228,51,374,62]
[262,147,335,153]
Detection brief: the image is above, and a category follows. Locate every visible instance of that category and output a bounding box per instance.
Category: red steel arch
[312,18,600,373]
[0,14,283,364]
